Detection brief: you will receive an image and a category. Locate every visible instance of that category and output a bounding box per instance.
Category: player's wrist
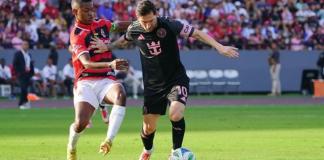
[107,42,116,51]
[107,62,112,68]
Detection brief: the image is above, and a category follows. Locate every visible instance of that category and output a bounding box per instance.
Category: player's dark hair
[136,0,157,16]
[71,0,92,9]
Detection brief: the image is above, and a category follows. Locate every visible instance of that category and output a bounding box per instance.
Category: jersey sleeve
[104,19,112,31]
[124,24,134,41]
[166,18,195,39]
[70,35,89,59]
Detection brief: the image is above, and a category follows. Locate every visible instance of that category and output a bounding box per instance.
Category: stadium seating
[186,69,240,94]
[223,69,240,93]
[0,85,11,97]
[208,69,226,93]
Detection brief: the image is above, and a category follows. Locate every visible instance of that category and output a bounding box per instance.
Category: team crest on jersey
[156,28,167,38]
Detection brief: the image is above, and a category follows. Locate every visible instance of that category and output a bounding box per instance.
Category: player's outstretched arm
[90,35,130,53]
[78,53,128,71]
[110,21,132,33]
[191,29,239,58]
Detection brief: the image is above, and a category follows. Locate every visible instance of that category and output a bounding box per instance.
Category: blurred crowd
[0,0,324,51]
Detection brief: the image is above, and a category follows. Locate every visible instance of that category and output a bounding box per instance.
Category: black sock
[171,118,185,150]
[141,129,155,150]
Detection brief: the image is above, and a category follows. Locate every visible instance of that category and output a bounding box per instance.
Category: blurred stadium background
[0,0,324,160]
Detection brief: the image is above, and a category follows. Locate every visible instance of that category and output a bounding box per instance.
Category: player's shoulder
[95,18,112,25]
[70,26,88,43]
[158,16,177,24]
[158,16,182,30]
[70,26,83,38]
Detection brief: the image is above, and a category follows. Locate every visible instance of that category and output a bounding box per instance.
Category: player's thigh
[74,80,100,109]
[142,114,160,134]
[102,82,126,105]
[167,85,189,121]
[143,93,168,115]
[74,101,95,124]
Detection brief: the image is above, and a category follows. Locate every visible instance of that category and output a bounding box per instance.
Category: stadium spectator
[42,2,59,19]
[54,12,68,29]
[57,26,70,47]
[290,32,305,51]
[37,25,53,48]
[268,42,281,96]
[97,1,115,21]
[13,40,34,109]
[0,58,12,84]
[48,43,59,66]
[281,6,294,26]
[62,58,74,97]
[42,57,57,98]
[0,0,324,51]
[90,1,238,159]
[30,67,45,96]
[11,31,24,50]
[317,51,324,79]
[25,18,39,48]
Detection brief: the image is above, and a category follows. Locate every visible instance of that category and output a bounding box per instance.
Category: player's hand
[110,59,129,71]
[217,46,239,58]
[89,37,109,53]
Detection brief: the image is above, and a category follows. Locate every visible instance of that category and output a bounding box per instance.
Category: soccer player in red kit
[66,0,130,159]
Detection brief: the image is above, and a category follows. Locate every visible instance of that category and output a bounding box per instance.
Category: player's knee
[114,86,127,105]
[169,112,184,122]
[143,124,156,134]
[74,120,89,132]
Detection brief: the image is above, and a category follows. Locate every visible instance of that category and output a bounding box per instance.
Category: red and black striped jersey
[70,19,116,82]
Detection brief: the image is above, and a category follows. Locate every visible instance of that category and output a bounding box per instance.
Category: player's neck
[75,19,92,30]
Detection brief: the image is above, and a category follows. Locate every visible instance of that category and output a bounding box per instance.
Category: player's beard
[146,22,157,32]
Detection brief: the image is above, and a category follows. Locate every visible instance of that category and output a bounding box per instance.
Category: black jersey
[124,17,194,95]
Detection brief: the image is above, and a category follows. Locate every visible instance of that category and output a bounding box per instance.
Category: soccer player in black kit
[90,1,239,159]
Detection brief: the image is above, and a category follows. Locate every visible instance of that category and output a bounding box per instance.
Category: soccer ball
[169,147,196,160]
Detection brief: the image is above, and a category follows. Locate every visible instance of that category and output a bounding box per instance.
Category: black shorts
[143,80,189,115]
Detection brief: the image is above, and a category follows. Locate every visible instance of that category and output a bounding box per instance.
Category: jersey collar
[75,20,92,31]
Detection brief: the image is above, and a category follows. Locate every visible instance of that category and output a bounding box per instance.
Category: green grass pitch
[0,105,323,160]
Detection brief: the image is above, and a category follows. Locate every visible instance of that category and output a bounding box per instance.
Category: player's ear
[72,8,78,16]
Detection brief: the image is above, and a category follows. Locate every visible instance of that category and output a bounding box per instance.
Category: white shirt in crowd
[63,63,74,80]
[32,68,42,81]
[0,65,12,80]
[42,64,57,81]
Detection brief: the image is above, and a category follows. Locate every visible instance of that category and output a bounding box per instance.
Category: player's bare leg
[139,114,160,160]
[67,102,95,160]
[99,104,110,124]
[169,101,186,153]
[99,83,127,155]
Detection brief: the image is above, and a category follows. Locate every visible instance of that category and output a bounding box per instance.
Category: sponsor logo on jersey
[71,44,82,53]
[147,41,162,56]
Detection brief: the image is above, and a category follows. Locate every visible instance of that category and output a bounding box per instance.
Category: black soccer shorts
[142,81,189,115]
